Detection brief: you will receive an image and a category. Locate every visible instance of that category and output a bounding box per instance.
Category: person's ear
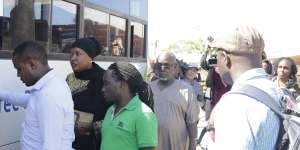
[222,51,231,69]
[119,81,129,91]
[27,59,38,70]
[173,63,178,70]
[119,80,124,88]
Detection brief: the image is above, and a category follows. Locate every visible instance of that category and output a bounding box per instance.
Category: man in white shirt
[208,26,282,149]
[0,41,74,150]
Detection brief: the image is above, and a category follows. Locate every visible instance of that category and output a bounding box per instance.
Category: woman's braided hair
[108,62,154,111]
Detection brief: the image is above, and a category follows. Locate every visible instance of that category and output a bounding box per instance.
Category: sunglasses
[156,63,175,69]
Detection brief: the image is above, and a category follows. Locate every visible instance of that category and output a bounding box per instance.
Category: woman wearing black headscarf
[66,37,111,150]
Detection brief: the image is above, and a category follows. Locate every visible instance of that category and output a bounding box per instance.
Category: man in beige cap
[207,26,283,149]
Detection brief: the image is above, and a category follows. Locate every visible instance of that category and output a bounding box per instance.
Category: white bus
[0,0,148,149]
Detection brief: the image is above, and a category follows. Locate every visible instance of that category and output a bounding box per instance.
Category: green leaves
[165,38,205,54]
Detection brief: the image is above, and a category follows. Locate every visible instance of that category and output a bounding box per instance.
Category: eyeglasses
[156,63,175,69]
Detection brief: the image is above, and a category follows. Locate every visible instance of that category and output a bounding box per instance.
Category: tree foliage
[165,38,206,54]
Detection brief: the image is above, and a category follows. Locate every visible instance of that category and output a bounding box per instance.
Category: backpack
[228,84,300,150]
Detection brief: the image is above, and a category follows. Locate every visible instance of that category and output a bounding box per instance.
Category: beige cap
[211,26,265,54]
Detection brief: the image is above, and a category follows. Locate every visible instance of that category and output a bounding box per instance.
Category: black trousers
[72,134,100,150]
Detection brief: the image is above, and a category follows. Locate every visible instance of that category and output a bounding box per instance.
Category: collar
[232,68,268,89]
[183,79,192,83]
[25,69,55,94]
[125,95,140,110]
[112,95,140,112]
[272,76,298,89]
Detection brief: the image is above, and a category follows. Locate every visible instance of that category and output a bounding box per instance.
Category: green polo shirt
[100,95,157,150]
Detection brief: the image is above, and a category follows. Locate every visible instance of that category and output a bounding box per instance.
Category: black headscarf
[71,37,101,59]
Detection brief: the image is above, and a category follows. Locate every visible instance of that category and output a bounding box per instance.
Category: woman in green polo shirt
[101,62,157,150]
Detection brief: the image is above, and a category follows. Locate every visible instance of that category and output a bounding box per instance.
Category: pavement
[196,108,209,150]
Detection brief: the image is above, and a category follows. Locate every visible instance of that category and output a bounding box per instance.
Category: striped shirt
[211,68,282,150]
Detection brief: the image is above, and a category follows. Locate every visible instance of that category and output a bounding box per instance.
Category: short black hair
[13,41,48,65]
[262,59,273,75]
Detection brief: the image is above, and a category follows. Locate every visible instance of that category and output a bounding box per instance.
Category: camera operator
[200,49,231,120]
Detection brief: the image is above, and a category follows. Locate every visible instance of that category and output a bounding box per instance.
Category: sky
[1,0,299,59]
[148,0,300,59]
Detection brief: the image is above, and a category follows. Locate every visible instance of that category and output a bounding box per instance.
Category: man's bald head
[157,52,177,64]
[156,52,178,83]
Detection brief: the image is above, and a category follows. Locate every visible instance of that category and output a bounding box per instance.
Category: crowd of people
[0,25,300,150]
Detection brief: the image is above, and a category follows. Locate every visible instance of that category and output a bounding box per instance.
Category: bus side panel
[0,60,25,149]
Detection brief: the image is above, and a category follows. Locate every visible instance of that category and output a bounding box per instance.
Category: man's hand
[75,121,92,137]
[93,121,102,140]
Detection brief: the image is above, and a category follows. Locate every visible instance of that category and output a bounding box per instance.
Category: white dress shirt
[0,70,75,150]
[210,68,282,150]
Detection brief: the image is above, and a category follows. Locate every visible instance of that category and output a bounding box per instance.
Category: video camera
[200,49,217,70]
[200,36,218,69]
[207,54,217,67]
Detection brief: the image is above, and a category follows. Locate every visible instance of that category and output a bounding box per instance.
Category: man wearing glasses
[150,52,199,150]
[208,26,282,149]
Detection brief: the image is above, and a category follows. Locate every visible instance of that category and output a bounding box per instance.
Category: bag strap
[227,84,282,117]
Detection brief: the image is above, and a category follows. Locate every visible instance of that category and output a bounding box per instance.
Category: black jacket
[67,62,111,150]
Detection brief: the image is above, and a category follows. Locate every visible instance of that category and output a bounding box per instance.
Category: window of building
[1,0,51,50]
[109,15,127,57]
[86,0,130,15]
[130,22,145,58]
[51,0,78,53]
[84,7,109,55]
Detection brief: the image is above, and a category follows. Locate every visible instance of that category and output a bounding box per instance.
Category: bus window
[130,0,148,21]
[130,22,145,58]
[51,0,78,53]
[110,15,127,57]
[84,7,109,56]
[1,0,50,50]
